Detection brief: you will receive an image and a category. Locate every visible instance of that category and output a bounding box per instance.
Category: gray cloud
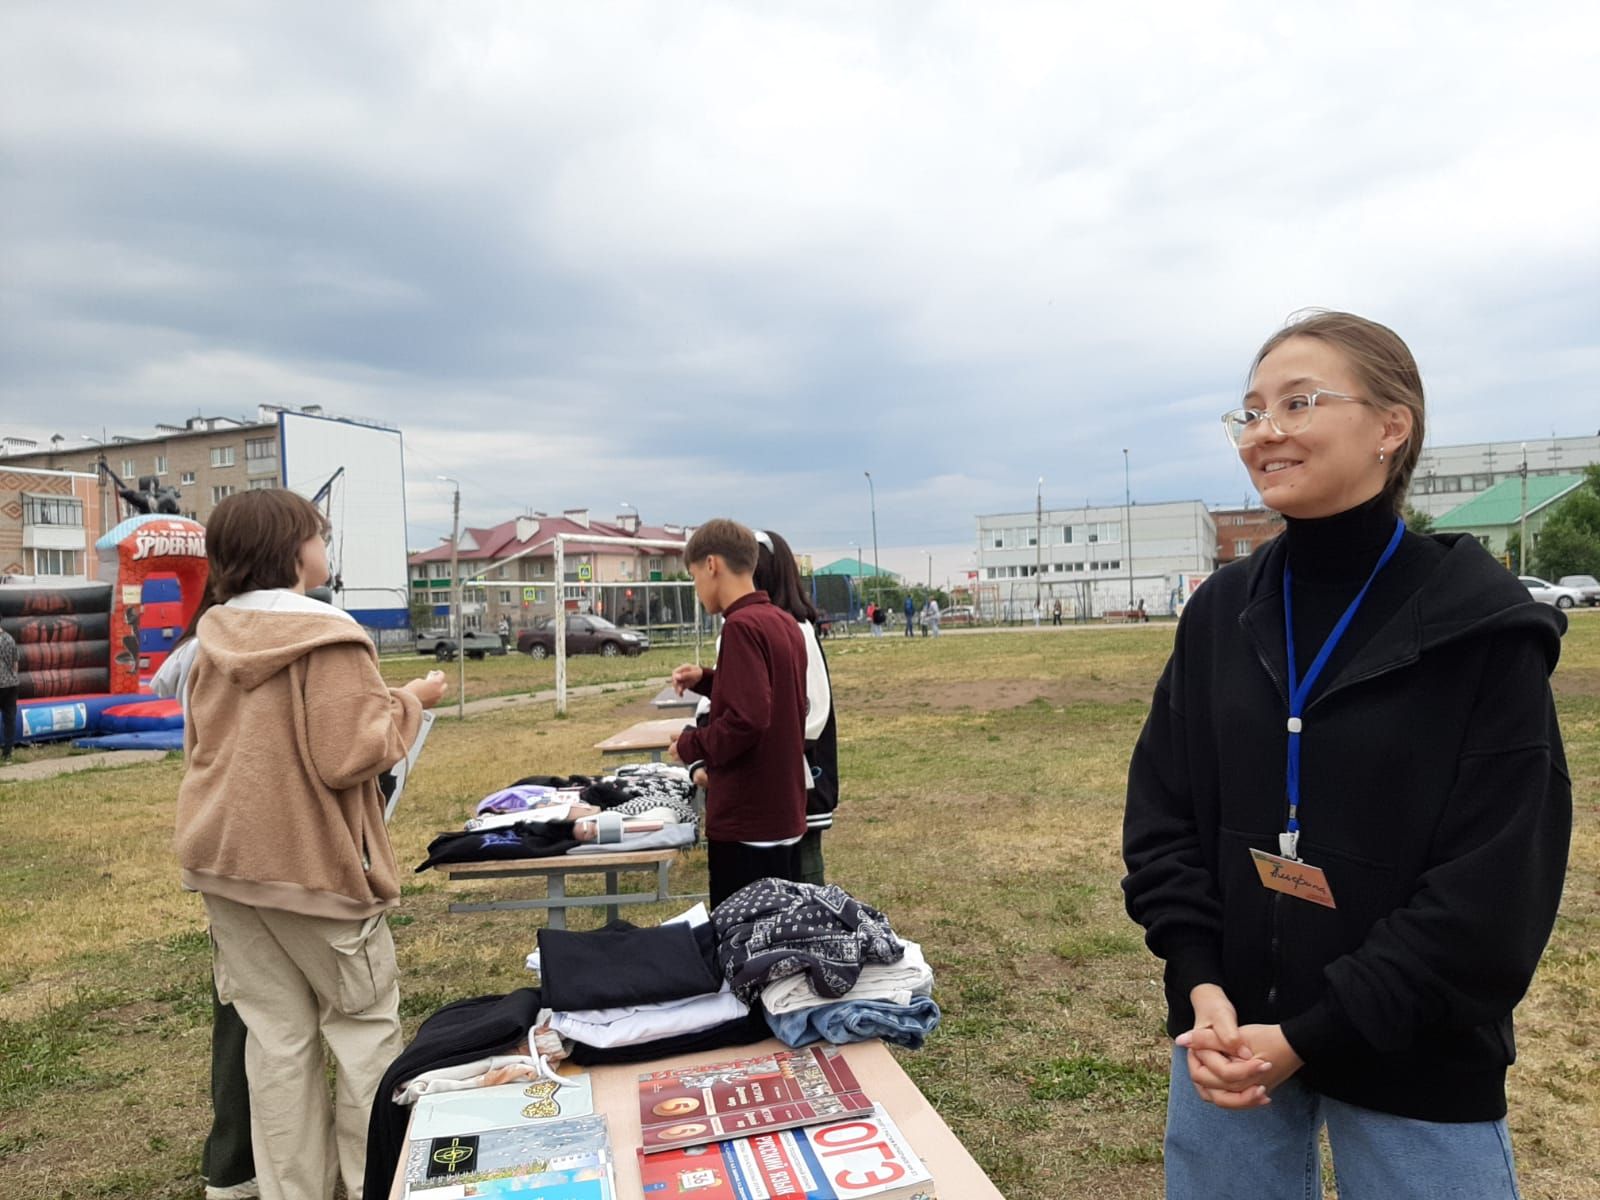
[2,0,1596,557]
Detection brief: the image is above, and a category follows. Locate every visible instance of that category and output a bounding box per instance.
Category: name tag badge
[1249,847,1337,909]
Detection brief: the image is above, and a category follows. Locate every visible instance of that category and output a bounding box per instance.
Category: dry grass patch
[1,623,1596,1198]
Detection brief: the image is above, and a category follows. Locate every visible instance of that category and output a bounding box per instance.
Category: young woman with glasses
[1122,311,1570,1198]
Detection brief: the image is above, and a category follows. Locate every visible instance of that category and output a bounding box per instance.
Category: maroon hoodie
[676,590,807,842]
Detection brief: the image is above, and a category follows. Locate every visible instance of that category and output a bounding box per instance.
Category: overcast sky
[3,1,1596,583]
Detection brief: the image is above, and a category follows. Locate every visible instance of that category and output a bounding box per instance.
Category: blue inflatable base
[73,730,186,752]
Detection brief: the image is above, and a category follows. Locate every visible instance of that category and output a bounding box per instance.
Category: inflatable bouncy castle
[97,514,209,692]
[3,514,207,746]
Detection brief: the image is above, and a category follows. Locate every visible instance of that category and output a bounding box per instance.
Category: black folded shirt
[538,919,721,1010]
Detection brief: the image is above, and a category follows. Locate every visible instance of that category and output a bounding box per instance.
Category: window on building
[499,589,512,604]
[1026,528,1038,547]
[23,495,85,526]
[1234,515,1247,526]
[1098,522,1121,543]
[1107,559,1120,570]
[211,446,236,468]
[210,485,236,503]
[433,562,451,579]
[245,437,275,460]
[32,548,80,576]
[1059,525,1073,544]
[248,477,276,490]
[1234,539,1251,556]
[532,588,547,603]
[1473,474,1493,490]
[992,532,1004,549]
[184,510,198,520]
[155,455,168,476]
[121,458,136,477]
[181,471,196,485]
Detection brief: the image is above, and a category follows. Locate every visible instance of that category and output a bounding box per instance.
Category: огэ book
[637,1046,874,1153]
[638,1109,935,1199]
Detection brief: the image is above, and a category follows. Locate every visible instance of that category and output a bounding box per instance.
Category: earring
[1377,446,1387,464]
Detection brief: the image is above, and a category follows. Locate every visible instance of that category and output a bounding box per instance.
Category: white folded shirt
[546,982,747,1049]
[760,939,935,1015]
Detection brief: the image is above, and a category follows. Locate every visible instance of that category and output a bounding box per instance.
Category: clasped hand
[1180,984,1303,1109]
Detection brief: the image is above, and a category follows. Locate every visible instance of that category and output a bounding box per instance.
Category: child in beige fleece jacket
[174,490,446,1200]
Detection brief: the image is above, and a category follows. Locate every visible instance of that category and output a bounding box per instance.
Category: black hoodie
[1123,508,1570,1122]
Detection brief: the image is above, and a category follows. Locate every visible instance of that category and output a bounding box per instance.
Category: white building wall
[975,500,1215,618]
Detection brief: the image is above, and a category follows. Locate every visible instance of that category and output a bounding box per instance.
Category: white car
[1518,576,1581,609]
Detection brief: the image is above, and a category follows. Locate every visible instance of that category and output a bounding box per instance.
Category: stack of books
[401,1076,617,1199]
[635,1046,935,1199]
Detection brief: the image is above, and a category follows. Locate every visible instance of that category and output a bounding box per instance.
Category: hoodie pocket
[330,913,398,1015]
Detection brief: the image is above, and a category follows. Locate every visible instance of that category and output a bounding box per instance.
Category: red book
[637,1047,875,1154]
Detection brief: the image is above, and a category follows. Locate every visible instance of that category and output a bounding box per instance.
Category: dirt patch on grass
[874,677,1149,713]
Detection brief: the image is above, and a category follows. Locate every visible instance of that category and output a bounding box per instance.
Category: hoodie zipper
[1266,892,1283,1017]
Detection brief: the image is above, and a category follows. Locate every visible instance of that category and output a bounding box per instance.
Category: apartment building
[1212,505,1284,564]
[0,411,308,531]
[0,464,104,580]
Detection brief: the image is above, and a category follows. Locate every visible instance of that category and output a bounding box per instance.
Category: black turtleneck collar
[1282,494,1403,584]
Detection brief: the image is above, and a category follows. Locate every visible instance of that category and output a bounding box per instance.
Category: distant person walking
[924,597,941,637]
[903,594,916,637]
[0,626,19,762]
[870,602,886,637]
[1033,601,1042,627]
[1053,598,1063,626]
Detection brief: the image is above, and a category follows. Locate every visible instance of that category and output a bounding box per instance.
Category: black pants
[0,685,17,757]
[708,840,801,910]
[202,982,255,1188]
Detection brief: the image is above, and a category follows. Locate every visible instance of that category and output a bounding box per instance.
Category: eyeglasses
[1220,389,1363,448]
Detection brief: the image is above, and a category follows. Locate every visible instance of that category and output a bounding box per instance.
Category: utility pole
[439,475,465,720]
[1518,444,1529,574]
[864,471,881,608]
[1124,449,1134,607]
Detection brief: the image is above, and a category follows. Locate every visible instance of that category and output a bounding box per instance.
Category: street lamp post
[1035,477,1044,618]
[863,472,881,608]
[1124,448,1134,607]
[438,476,465,721]
[1518,444,1529,573]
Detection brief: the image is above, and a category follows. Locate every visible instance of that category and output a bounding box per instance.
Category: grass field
[2,617,1595,1198]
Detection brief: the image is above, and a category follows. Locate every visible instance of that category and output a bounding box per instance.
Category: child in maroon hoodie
[670,519,809,908]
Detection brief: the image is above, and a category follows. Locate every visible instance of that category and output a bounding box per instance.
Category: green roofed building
[812,557,901,580]
[1432,474,1586,557]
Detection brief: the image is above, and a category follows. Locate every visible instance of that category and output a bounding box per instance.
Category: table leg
[548,873,567,930]
[605,870,620,924]
[657,858,671,903]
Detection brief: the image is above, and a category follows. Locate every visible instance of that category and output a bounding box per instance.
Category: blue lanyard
[1280,516,1405,858]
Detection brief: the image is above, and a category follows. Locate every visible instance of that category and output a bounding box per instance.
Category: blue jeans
[1165,1047,1521,1199]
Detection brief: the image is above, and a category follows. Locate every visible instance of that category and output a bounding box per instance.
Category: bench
[441,847,688,928]
[1102,608,1147,623]
[593,716,693,763]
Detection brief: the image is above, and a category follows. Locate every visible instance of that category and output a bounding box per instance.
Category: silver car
[1518,576,1582,609]
[1557,574,1600,606]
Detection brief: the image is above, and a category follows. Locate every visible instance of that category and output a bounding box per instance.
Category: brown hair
[205,489,329,601]
[684,518,758,574]
[1251,310,1426,514]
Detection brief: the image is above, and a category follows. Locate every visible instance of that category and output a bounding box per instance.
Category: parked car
[1557,574,1600,606]
[517,614,650,659]
[941,605,979,627]
[415,628,507,660]
[1518,576,1582,609]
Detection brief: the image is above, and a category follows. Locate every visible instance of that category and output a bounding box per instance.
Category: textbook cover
[410,1075,595,1140]
[403,1112,612,1197]
[637,1047,873,1154]
[637,1110,934,1199]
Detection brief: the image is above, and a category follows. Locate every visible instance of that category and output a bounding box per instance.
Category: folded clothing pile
[714,879,941,1050]
[415,764,700,871]
[534,906,767,1063]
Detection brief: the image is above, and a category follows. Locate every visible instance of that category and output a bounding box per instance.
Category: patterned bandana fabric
[712,879,905,1004]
